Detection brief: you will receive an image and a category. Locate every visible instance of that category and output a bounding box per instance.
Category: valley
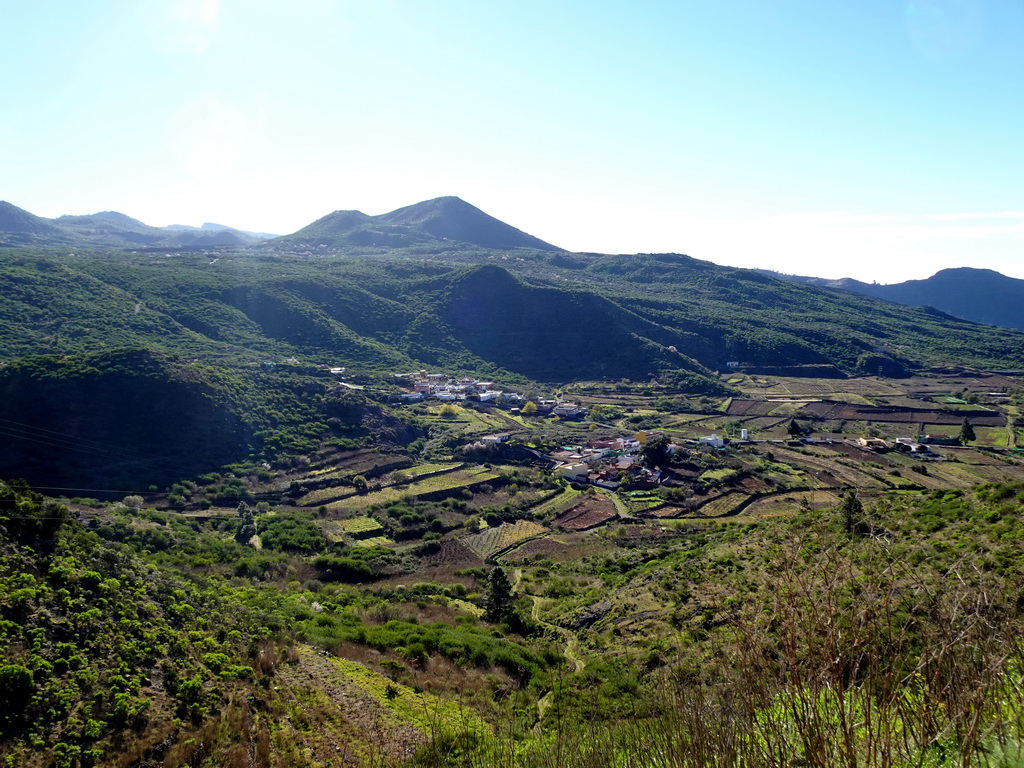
[3,201,1024,767]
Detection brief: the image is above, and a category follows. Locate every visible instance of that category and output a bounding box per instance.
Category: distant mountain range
[0,196,558,252]
[764,267,1024,331]
[0,202,276,248]
[4,194,1024,333]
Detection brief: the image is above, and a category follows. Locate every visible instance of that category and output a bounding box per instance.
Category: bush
[313,556,375,583]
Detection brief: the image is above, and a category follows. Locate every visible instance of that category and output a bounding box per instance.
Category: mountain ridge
[0,201,272,248]
[765,266,1024,330]
[277,196,563,252]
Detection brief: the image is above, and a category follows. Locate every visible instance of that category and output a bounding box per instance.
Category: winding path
[512,569,585,673]
[511,568,586,732]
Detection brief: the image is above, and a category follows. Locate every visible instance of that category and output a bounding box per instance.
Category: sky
[3,0,1024,283]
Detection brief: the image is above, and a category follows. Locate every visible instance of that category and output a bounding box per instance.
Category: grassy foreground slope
[8,474,1024,767]
[458,483,1024,767]
[0,481,504,768]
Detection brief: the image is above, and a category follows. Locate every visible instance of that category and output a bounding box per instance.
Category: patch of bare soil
[553,494,617,530]
[503,536,571,561]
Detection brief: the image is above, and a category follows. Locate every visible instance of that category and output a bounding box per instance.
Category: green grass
[331,657,490,741]
[338,517,385,535]
[529,485,584,517]
[351,535,394,548]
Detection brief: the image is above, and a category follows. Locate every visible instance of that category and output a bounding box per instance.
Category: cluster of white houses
[395,371,523,405]
[549,432,729,491]
[394,371,589,418]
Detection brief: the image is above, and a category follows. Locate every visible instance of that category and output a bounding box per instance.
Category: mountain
[199,222,278,239]
[164,222,279,242]
[0,201,69,244]
[0,202,268,248]
[766,267,1024,331]
[0,349,258,488]
[3,196,1024,380]
[275,196,563,251]
[55,212,266,247]
[55,211,171,245]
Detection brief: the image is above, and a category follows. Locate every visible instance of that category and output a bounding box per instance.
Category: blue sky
[2,0,1023,282]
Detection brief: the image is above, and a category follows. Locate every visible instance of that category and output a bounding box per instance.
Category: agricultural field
[13,367,1024,767]
[461,519,547,559]
[339,516,386,536]
[552,493,618,531]
[323,467,502,513]
[528,485,585,517]
[300,448,413,481]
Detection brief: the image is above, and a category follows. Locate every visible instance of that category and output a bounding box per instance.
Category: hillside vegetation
[2,249,1023,382]
[5,197,1024,767]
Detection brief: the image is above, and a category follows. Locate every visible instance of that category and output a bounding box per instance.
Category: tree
[235,501,257,545]
[960,417,976,444]
[439,403,459,419]
[522,401,538,416]
[484,567,514,624]
[838,491,863,535]
[787,419,805,437]
[0,664,34,732]
[640,433,672,469]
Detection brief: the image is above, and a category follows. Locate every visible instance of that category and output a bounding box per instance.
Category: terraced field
[299,462,465,507]
[743,490,842,516]
[324,467,502,513]
[320,517,392,545]
[553,494,617,530]
[302,449,411,480]
[528,486,584,517]
[461,520,547,559]
[736,376,908,398]
[691,491,747,517]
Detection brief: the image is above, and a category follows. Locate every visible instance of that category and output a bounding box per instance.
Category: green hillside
[3,248,1024,384]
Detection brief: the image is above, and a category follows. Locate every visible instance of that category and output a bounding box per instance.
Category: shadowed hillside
[0,350,258,489]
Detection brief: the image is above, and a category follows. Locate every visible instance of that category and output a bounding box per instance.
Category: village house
[559,463,590,481]
[480,433,511,445]
[552,402,588,420]
[551,448,586,464]
[894,437,929,453]
[698,434,726,449]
